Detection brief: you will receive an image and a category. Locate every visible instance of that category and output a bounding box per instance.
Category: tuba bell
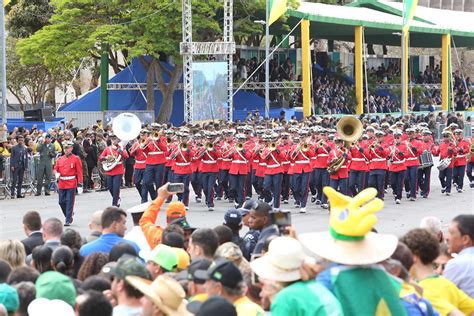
[102,113,141,172]
[336,116,363,145]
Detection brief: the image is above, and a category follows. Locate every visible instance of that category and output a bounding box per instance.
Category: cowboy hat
[298,187,397,265]
[250,237,305,282]
[126,275,191,316]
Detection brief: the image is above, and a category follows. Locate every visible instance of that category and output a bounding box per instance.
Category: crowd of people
[0,180,473,315]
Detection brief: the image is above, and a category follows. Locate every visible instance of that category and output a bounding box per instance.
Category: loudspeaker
[23,108,54,122]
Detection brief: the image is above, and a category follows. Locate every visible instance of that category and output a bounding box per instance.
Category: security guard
[53,141,83,226]
[35,134,56,196]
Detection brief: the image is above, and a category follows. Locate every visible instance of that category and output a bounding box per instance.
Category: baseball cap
[194,259,243,289]
[186,258,212,284]
[238,199,257,217]
[0,283,19,313]
[27,298,75,316]
[35,271,77,307]
[62,141,73,148]
[170,217,196,231]
[223,210,242,230]
[187,296,237,316]
[147,245,178,272]
[173,247,190,270]
[166,202,187,220]
[102,254,151,280]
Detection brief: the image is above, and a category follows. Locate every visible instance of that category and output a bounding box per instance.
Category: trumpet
[300,143,310,152]
[166,136,173,144]
[180,142,188,151]
[206,142,214,150]
[236,142,244,151]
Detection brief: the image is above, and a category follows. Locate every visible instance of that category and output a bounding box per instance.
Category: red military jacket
[198,147,221,173]
[99,145,129,176]
[54,154,83,189]
[171,146,195,174]
[435,142,457,169]
[384,134,394,146]
[314,143,333,169]
[289,145,315,174]
[368,142,389,170]
[454,139,470,167]
[280,142,292,173]
[260,147,286,175]
[130,142,147,170]
[328,147,351,179]
[404,139,422,167]
[229,148,251,175]
[420,140,437,154]
[388,143,407,172]
[144,137,168,165]
[190,142,202,172]
[349,143,369,172]
[220,141,234,170]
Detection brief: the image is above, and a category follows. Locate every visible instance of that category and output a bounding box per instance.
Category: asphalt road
[1,169,473,241]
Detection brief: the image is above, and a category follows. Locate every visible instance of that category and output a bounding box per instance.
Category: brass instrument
[180,142,188,151]
[206,142,214,150]
[268,142,277,151]
[166,136,173,144]
[236,142,244,151]
[467,141,474,161]
[301,143,310,152]
[328,116,363,174]
[152,131,161,140]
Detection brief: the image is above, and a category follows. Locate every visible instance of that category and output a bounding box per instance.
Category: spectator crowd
[0,182,473,316]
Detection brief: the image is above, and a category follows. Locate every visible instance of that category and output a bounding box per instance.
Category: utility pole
[0,2,7,124]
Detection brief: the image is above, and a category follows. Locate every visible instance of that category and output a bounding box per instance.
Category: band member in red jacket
[197,132,221,211]
[143,123,168,200]
[190,133,203,203]
[452,129,470,193]
[313,129,332,209]
[280,132,292,204]
[467,135,474,188]
[417,129,436,198]
[171,130,194,207]
[403,129,422,201]
[259,133,287,210]
[129,130,148,203]
[348,136,369,197]
[218,129,234,201]
[227,133,251,209]
[327,137,351,197]
[54,141,83,226]
[99,133,129,206]
[388,131,407,204]
[435,130,457,196]
[367,131,389,199]
[289,130,314,213]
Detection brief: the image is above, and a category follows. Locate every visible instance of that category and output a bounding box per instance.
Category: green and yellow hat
[299,187,398,265]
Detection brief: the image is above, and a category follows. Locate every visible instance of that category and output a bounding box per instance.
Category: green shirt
[271,280,343,316]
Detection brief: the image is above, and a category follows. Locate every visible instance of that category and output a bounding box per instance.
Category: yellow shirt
[233,296,265,316]
[0,147,10,157]
[418,275,474,316]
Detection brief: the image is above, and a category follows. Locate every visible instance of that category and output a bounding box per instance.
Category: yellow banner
[268,0,287,26]
[4,0,11,7]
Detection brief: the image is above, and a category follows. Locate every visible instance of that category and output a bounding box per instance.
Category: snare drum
[419,150,434,169]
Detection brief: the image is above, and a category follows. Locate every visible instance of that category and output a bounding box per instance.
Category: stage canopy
[286,0,474,48]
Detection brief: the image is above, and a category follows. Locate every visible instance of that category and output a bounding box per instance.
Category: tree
[6,37,54,109]
[16,0,307,122]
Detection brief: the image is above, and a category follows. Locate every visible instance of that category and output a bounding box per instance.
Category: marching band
[121,118,474,212]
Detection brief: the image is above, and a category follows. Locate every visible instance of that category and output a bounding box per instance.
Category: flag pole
[0,2,7,124]
[265,0,270,118]
[401,2,406,117]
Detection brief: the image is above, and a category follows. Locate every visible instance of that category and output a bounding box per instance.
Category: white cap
[28,298,75,316]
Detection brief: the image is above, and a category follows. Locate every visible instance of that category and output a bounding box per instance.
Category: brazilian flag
[268,0,287,26]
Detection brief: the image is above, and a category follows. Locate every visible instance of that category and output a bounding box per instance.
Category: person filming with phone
[140,182,192,249]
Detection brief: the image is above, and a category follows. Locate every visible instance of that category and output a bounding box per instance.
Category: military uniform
[54,144,83,225]
[35,138,56,195]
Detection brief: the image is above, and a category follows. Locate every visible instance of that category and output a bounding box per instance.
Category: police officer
[238,200,260,261]
[53,141,83,226]
[35,134,56,196]
[10,135,28,199]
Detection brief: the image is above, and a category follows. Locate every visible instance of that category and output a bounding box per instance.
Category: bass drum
[437,158,451,171]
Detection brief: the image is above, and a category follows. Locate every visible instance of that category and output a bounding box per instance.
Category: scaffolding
[180,0,235,123]
[107,81,302,91]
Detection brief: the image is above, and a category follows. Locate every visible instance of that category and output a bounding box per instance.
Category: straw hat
[126,275,191,316]
[298,187,397,265]
[250,237,305,282]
